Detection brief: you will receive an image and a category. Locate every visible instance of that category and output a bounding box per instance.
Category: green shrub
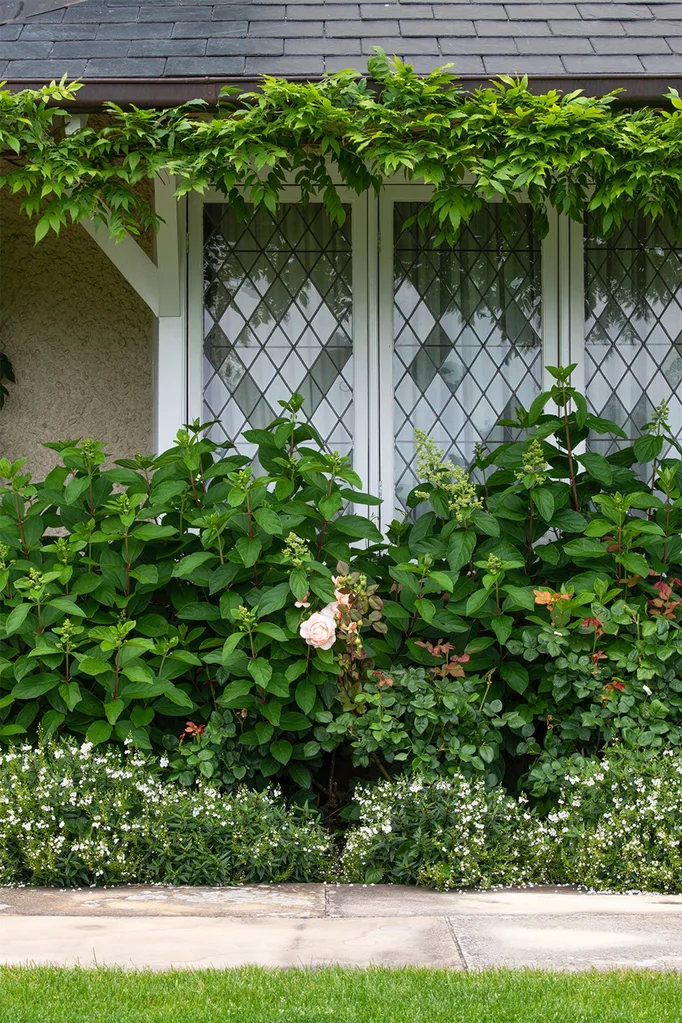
[322,666,505,781]
[535,746,682,892]
[0,740,334,886]
[0,395,386,797]
[2,368,682,795]
[364,366,682,786]
[5,741,682,893]
[342,775,539,889]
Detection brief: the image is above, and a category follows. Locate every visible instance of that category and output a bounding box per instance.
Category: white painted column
[153,174,187,454]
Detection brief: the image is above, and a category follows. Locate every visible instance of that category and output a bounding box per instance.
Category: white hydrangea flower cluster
[342,774,539,890]
[0,741,334,887]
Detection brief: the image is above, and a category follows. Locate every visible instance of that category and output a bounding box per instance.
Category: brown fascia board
[3,74,681,109]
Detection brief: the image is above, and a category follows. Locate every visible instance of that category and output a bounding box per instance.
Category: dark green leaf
[531,488,555,522]
[331,515,383,543]
[254,507,283,535]
[4,604,31,636]
[448,530,476,572]
[172,552,216,578]
[289,567,309,601]
[616,553,649,577]
[471,511,500,537]
[257,583,291,617]
[48,597,86,618]
[236,536,262,568]
[86,720,113,745]
[563,538,608,558]
[248,657,272,688]
[132,523,177,540]
[279,711,311,731]
[271,739,293,765]
[12,674,59,699]
[578,453,613,487]
[295,679,316,715]
[500,662,529,695]
[634,434,664,464]
[490,615,513,644]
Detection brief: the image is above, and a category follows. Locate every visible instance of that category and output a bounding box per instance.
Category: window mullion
[362,191,381,512]
[377,190,396,531]
[351,191,371,512]
[541,205,560,390]
[542,209,585,401]
[567,216,585,393]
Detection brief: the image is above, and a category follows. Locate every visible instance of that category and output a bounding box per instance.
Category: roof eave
[4,74,680,109]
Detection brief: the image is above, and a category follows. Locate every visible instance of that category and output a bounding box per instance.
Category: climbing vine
[2,50,682,243]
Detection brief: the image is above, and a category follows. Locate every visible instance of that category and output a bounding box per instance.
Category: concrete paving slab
[450,912,682,971]
[0,915,463,970]
[0,884,325,919]
[327,884,682,918]
[4,886,682,970]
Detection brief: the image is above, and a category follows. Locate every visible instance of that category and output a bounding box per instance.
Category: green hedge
[2,370,682,797]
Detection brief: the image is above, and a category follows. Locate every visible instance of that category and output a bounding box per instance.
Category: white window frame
[181,183,588,524]
[187,186,374,494]
[376,186,567,526]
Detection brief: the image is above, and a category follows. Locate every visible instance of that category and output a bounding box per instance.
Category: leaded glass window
[392,203,542,513]
[202,203,354,460]
[585,216,682,455]
[191,194,682,525]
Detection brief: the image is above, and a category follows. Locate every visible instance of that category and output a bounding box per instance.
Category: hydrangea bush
[0,740,334,887]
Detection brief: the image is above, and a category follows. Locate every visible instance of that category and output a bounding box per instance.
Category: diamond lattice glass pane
[203,204,353,462]
[585,215,682,457]
[393,203,542,513]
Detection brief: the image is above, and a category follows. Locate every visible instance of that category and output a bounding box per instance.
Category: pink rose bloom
[335,590,352,607]
[299,607,337,650]
[323,601,342,620]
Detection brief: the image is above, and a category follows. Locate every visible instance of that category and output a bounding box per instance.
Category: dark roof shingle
[1,0,681,84]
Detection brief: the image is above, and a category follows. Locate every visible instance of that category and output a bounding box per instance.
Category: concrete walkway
[2,885,682,971]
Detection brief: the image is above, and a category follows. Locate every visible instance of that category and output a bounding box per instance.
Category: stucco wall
[0,189,154,479]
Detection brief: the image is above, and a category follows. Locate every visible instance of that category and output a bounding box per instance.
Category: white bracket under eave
[79,218,160,317]
[65,115,89,135]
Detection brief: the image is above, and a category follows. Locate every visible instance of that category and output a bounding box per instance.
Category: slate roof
[1,0,682,89]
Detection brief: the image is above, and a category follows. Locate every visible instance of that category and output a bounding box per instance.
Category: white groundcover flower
[0,741,333,887]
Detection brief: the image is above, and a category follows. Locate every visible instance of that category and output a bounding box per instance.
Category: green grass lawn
[0,966,680,1023]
